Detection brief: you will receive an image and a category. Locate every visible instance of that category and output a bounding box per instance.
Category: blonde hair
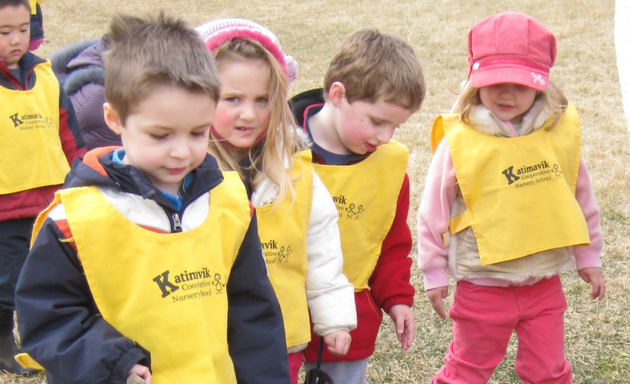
[208,38,302,207]
[453,80,568,128]
[104,12,220,125]
[324,29,426,112]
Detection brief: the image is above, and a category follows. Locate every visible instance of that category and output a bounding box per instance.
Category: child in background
[0,0,84,375]
[16,12,289,384]
[197,18,357,384]
[418,13,605,383]
[49,35,121,149]
[27,0,43,50]
[290,30,425,383]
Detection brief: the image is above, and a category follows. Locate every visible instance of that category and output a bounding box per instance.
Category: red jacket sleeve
[368,173,415,313]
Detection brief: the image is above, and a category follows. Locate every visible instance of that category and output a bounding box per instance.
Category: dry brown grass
[4,0,628,383]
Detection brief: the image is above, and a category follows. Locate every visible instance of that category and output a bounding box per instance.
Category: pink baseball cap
[468,13,556,91]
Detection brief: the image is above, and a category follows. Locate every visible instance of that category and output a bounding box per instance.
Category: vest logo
[9,112,52,130]
[502,160,551,185]
[503,160,559,189]
[333,195,347,205]
[153,267,225,302]
[9,113,24,127]
[153,270,180,298]
[262,238,292,264]
[502,166,520,185]
[345,203,365,220]
[261,239,278,250]
[332,194,365,220]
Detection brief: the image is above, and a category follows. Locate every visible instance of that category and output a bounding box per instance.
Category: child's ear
[103,103,123,135]
[328,82,346,108]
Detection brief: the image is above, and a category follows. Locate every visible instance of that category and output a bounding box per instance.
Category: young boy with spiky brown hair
[15,12,290,384]
[290,29,426,383]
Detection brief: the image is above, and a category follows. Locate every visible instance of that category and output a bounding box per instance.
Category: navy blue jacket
[15,149,290,384]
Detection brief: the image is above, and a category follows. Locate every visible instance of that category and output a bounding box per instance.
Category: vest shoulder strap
[431,113,459,154]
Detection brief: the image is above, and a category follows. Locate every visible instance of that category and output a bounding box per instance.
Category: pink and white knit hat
[196,18,298,84]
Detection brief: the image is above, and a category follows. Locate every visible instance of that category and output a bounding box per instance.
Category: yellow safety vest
[0,61,68,195]
[28,0,41,15]
[256,152,312,348]
[438,105,590,265]
[311,141,408,290]
[27,174,250,383]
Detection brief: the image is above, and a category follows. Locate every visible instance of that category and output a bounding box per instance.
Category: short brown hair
[104,12,220,125]
[0,0,30,12]
[324,29,426,112]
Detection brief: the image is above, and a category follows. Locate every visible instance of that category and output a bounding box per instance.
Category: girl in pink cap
[197,18,357,384]
[418,12,605,383]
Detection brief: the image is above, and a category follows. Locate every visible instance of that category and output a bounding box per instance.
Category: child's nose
[171,142,191,158]
[10,33,21,45]
[240,103,257,122]
[376,127,395,144]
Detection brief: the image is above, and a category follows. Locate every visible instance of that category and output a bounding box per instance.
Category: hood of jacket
[65,147,225,213]
[289,88,325,129]
[49,38,106,96]
[66,38,107,70]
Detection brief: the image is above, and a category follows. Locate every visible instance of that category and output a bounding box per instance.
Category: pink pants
[288,351,302,384]
[432,276,572,384]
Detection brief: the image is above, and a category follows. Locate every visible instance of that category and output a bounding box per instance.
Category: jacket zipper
[172,213,183,233]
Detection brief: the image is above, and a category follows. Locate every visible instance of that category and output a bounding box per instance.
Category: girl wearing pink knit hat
[418,12,605,383]
[198,18,357,384]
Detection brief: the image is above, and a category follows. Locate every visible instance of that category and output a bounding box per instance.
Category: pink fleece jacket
[418,118,603,291]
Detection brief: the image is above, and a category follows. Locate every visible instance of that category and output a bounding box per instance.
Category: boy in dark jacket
[0,0,85,374]
[15,12,289,384]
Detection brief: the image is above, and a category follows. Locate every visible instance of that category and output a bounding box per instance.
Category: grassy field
[4,0,629,383]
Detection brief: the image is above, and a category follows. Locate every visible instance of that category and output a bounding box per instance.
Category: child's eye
[370,118,384,126]
[150,134,168,141]
[256,97,269,104]
[191,130,208,138]
[223,97,239,103]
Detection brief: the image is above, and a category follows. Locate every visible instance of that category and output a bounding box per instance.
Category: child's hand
[578,267,606,301]
[323,330,352,356]
[388,304,414,351]
[426,287,449,319]
[129,364,152,384]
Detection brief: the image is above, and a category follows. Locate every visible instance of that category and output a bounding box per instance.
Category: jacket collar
[468,98,553,138]
[0,51,47,89]
[65,148,225,213]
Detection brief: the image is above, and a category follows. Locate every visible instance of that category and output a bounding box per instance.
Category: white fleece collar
[468,99,554,137]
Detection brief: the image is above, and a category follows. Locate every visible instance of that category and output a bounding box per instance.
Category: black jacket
[16,149,290,384]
